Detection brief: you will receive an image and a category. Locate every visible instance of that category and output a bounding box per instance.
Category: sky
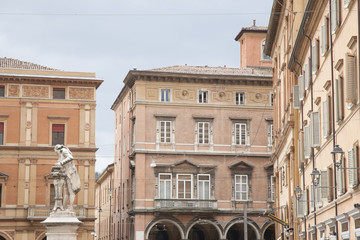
[1,0,273,173]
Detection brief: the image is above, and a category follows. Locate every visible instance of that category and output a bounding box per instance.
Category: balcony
[27,206,90,220]
[154,199,217,211]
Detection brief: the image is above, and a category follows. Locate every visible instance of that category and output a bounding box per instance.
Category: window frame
[0,122,4,145]
[235,174,248,201]
[197,121,210,144]
[176,174,193,199]
[160,88,171,102]
[235,91,246,105]
[51,123,65,146]
[53,87,66,99]
[159,173,172,199]
[197,174,211,200]
[198,90,209,104]
[0,85,4,97]
[234,122,247,146]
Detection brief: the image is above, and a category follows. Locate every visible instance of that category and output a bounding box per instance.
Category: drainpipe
[303,29,317,240]
[328,0,339,239]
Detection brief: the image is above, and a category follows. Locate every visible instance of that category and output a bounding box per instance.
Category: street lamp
[331,144,345,168]
[294,185,303,200]
[311,168,321,186]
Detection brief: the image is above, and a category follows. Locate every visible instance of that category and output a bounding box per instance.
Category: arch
[0,232,11,240]
[261,221,275,240]
[185,219,223,239]
[224,217,261,240]
[145,217,185,240]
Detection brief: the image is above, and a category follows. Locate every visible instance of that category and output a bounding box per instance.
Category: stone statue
[51,165,66,211]
[54,144,81,212]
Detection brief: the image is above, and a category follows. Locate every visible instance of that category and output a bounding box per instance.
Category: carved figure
[54,144,81,212]
[51,166,65,211]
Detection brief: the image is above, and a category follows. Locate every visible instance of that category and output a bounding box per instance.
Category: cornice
[0,145,98,152]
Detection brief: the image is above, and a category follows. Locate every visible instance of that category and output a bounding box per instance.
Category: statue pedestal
[41,210,82,240]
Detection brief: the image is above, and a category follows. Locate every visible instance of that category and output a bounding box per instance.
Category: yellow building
[0,58,102,240]
[266,0,360,239]
[95,163,114,240]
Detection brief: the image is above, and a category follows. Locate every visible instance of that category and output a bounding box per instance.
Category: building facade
[0,58,102,240]
[95,163,114,240]
[266,0,360,239]
[111,26,276,239]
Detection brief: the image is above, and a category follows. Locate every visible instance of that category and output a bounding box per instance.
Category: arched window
[261,40,271,60]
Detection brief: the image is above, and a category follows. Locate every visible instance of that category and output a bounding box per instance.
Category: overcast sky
[1,0,272,173]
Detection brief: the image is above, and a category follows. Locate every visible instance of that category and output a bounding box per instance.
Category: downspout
[329,0,339,239]
[303,30,317,239]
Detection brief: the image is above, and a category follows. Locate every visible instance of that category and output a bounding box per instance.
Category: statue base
[41,210,82,240]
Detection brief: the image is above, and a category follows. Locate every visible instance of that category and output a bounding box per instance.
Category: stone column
[41,211,82,240]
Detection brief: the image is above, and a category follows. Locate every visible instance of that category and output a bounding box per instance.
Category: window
[267,123,274,146]
[322,96,332,138]
[312,40,319,73]
[159,174,172,199]
[270,92,274,106]
[345,54,357,105]
[235,92,246,105]
[53,88,65,99]
[52,124,65,145]
[261,40,271,60]
[270,176,275,202]
[331,0,340,34]
[321,17,329,56]
[198,122,210,144]
[198,174,210,200]
[198,90,208,103]
[160,89,170,102]
[0,86,4,97]
[235,123,247,145]
[160,121,171,143]
[235,175,248,201]
[177,174,192,199]
[0,122,3,145]
[336,77,345,122]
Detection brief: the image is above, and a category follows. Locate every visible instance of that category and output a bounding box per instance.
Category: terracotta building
[95,163,114,240]
[0,58,102,240]
[265,0,360,239]
[110,25,275,240]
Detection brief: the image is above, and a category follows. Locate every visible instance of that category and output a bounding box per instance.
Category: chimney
[253,20,256,26]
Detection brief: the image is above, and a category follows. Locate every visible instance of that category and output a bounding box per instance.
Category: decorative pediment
[228,161,254,170]
[0,170,9,181]
[171,159,199,169]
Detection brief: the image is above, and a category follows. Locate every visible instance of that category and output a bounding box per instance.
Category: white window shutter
[322,100,330,138]
[310,184,315,212]
[320,170,329,201]
[321,18,329,56]
[331,0,340,34]
[344,0,351,8]
[348,148,358,188]
[316,184,322,207]
[299,131,304,166]
[311,111,321,147]
[312,40,319,73]
[335,78,344,122]
[337,165,345,195]
[299,75,305,100]
[305,63,309,90]
[304,125,311,159]
[293,85,300,109]
[304,190,308,216]
[296,196,304,218]
[345,54,357,104]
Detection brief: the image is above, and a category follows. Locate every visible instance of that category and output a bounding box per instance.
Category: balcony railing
[27,206,88,219]
[154,199,217,210]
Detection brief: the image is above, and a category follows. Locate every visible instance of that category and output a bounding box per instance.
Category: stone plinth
[41,210,82,240]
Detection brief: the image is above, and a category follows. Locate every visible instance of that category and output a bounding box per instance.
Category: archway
[147,220,182,240]
[263,223,275,240]
[187,221,220,240]
[226,222,259,240]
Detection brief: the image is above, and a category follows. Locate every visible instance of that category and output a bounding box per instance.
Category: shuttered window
[198,122,210,144]
[293,85,300,109]
[348,147,359,188]
[321,18,329,56]
[296,190,307,218]
[52,124,65,145]
[345,54,357,104]
[311,112,320,147]
[320,170,329,201]
[322,99,331,138]
[0,122,3,145]
[331,0,340,34]
[335,78,344,122]
[304,125,311,159]
[304,63,310,91]
[310,184,315,212]
[337,163,346,196]
[312,40,319,73]
[299,75,305,101]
